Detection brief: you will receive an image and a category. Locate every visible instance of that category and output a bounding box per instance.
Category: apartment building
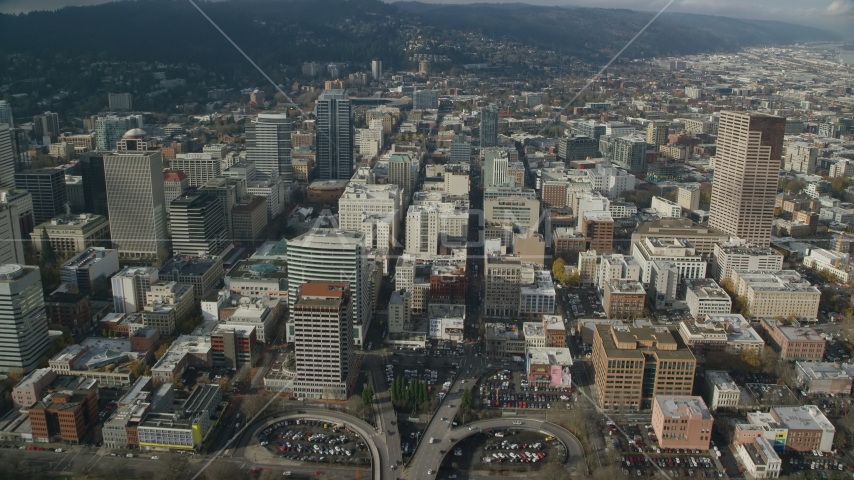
[602,280,646,319]
[592,324,696,411]
[651,396,714,450]
[704,370,741,411]
[483,255,524,318]
[292,283,355,400]
[759,318,825,361]
[712,242,784,283]
[732,270,820,321]
[631,237,706,285]
[684,278,732,319]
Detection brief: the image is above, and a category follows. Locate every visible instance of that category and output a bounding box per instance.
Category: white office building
[0,265,50,373]
[170,153,222,187]
[632,237,707,284]
[286,229,371,345]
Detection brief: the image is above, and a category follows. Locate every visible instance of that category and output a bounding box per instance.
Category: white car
[283,473,291,477]
[427,469,434,475]
[151,456,159,460]
[469,426,478,431]
[512,421,523,425]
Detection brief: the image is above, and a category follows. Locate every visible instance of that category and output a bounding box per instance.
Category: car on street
[151,456,159,460]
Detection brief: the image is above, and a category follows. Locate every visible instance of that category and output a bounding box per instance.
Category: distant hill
[396,2,839,60]
[0,0,838,73]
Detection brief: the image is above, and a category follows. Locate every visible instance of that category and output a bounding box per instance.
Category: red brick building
[28,379,99,444]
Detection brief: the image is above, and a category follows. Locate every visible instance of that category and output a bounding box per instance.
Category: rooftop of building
[543,315,566,331]
[797,361,854,381]
[60,247,116,270]
[605,280,645,295]
[523,322,544,338]
[707,370,740,393]
[183,383,222,415]
[15,368,55,389]
[527,347,573,366]
[633,218,726,236]
[226,258,287,281]
[655,396,712,420]
[160,255,221,276]
[115,265,158,277]
[152,335,212,373]
[595,324,695,361]
[288,228,364,248]
[685,278,730,299]
[37,213,106,229]
[233,196,267,211]
[716,241,781,256]
[772,405,835,432]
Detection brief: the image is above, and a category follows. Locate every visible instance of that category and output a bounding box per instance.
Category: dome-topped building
[123,128,147,139]
[116,128,151,152]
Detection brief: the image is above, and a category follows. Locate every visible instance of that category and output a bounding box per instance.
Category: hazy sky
[1,0,852,34]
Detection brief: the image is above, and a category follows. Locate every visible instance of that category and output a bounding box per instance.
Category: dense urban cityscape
[0,1,853,479]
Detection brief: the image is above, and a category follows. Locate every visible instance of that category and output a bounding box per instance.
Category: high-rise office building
[78,151,110,217]
[14,168,67,225]
[0,264,50,373]
[200,177,241,241]
[104,150,170,266]
[315,90,353,180]
[412,90,439,110]
[108,93,133,111]
[0,124,15,188]
[480,104,499,147]
[612,136,648,173]
[246,113,292,183]
[388,153,415,203]
[94,116,130,151]
[0,205,25,265]
[292,282,356,400]
[111,266,158,313]
[484,148,509,187]
[0,189,34,239]
[169,191,228,257]
[169,189,228,257]
[0,101,13,128]
[450,134,471,164]
[646,120,670,152]
[163,170,190,215]
[709,111,785,245]
[371,59,382,81]
[171,153,222,187]
[286,229,370,345]
[32,112,59,141]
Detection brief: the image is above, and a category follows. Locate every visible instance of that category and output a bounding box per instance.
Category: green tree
[361,385,374,406]
[39,228,56,267]
[741,349,761,369]
[551,258,566,284]
[460,388,473,409]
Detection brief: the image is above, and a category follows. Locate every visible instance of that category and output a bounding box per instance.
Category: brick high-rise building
[709,112,785,245]
[292,283,356,400]
[592,324,696,411]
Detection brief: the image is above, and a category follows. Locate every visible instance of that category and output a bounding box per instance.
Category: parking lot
[478,369,571,410]
[256,419,371,467]
[560,287,603,319]
[439,429,565,475]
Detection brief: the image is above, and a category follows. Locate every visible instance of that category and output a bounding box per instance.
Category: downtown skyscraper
[104,149,171,266]
[709,111,785,245]
[315,90,353,180]
[480,104,499,147]
[246,113,292,183]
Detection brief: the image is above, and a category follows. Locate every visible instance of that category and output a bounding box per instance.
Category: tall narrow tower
[709,111,785,245]
[480,104,499,147]
[315,90,353,180]
[246,113,292,183]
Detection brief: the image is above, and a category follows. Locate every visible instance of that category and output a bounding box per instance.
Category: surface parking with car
[438,429,565,476]
[479,369,571,410]
[257,419,371,467]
